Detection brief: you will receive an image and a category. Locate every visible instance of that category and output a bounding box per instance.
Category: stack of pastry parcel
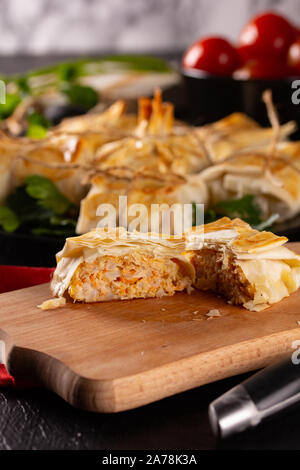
[2,88,300,233]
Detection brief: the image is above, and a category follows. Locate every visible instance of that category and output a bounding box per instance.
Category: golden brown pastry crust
[200,152,300,222]
[76,167,208,234]
[53,100,136,135]
[92,89,208,176]
[198,112,296,163]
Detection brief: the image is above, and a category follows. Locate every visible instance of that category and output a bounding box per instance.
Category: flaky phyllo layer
[51,219,300,311]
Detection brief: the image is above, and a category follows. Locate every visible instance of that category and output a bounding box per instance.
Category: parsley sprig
[0,175,78,237]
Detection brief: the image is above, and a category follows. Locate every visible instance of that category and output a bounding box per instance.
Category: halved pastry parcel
[51,228,194,302]
[76,167,208,234]
[185,217,300,311]
[197,112,296,163]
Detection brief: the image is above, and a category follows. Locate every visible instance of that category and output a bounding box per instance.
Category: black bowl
[182,69,300,135]
[0,230,66,267]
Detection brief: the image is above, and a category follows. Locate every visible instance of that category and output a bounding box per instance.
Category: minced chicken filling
[190,247,255,305]
[68,253,191,302]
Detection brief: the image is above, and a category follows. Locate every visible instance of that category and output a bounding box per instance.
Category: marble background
[0,0,299,54]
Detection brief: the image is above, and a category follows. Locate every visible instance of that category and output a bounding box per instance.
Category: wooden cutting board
[1,242,300,413]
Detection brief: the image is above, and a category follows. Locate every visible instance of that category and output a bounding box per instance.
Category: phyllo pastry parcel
[185,217,300,311]
[0,129,121,205]
[197,112,296,163]
[51,228,194,302]
[53,100,137,135]
[200,152,300,222]
[93,89,208,176]
[76,167,208,234]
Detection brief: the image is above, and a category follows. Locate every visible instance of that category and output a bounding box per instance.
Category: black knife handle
[209,353,300,438]
[243,355,300,417]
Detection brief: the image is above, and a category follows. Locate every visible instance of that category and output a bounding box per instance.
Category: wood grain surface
[0,243,300,413]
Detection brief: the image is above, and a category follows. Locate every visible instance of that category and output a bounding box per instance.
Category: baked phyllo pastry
[185,217,300,311]
[0,131,24,202]
[76,167,208,234]
[93,89,208,176]
[271,141,300,170]
[50,228,194,302]
[11,133,89,205]
[197,112,296,163]
[12,129,123,204]
[53,100,137,135]
[200,152,300,222]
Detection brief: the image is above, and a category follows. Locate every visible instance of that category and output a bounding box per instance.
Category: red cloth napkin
[0,265,54,386]
[0,364,15,386]
[0,265,54,294]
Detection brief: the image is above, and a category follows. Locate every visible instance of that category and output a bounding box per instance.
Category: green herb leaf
[0,206,20,232]
[7,185,50,222]
[26,111,50,139]
[58,63,82,82]
[0,93,21,119]
[15,76,30,94]
[25,175,71,215]
[27,111,51,128]
[62,83,99,110]
[100,55,171,72]
[26,124,48,139]
[5,176,78,238]
[216,195,262,226]
[203,208,217,225]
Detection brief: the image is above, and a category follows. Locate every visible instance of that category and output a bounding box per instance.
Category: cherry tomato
[233,59,292,79]
[182,36,240,76]
[293,26,300,39]
[238,11,295,62]
[288,37,300,74]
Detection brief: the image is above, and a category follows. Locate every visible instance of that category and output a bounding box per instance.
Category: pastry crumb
[37,297,66,310]
[187,286,194,295]
[161,307,166,312]
[297,321,300,326]
[206,309,221,318]
[193,310,199,314]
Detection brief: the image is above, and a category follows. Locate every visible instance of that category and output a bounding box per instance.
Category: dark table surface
[1,55,300,451]
[2,371,300,451]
